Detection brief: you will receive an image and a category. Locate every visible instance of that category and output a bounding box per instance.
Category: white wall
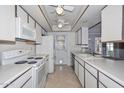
[0,41,35,56]
[47,32,77,66]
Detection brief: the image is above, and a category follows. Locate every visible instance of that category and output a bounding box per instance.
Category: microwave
[16,17,36,41]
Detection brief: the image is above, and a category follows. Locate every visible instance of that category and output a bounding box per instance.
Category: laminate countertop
[72,51,124,87]
[0,64,32,88]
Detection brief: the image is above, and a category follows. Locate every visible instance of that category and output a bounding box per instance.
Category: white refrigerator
[36,36,54,73]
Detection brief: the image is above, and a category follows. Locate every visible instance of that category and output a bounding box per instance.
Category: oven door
[32,63,46,88]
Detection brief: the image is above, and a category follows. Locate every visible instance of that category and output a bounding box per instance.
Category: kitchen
[0,4,124,89]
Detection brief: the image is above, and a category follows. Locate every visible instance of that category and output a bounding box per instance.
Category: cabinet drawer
[75,56,84,66]
[85,63,97,77]
[99,73,123,88]
[22,78,32,88]
[99,82,106,88]
[7,69,31,88]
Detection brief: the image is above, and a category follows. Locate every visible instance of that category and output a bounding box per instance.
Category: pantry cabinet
[101,5,124,42]
[0,6,15,41]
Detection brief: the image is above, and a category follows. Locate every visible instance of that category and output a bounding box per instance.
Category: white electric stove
[0,49,47,88]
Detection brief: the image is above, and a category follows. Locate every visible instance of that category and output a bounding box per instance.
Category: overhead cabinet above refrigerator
[101,5,124,42]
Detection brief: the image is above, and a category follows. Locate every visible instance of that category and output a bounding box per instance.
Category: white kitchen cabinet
[85,70,97,88]
[85,64,97,88]
[99,82,106,88]
[17,6,27,24]
[74,59,79,77]
[6,69,32,88]
[29,17,35,29]
[0,5,15,41]
[36,24,42,43]
[76,29,82,44]
[101,5,124,42]
[22,78,32,88]
[99,73,122,88]
[79,64,84,87]
[76,27,88,45]
[82,27,88,45]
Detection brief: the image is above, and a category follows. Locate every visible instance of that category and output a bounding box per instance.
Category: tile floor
[45,65,82,88]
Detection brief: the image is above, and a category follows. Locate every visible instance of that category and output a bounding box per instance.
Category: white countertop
[72,51,124,87]
[0,64,32,88]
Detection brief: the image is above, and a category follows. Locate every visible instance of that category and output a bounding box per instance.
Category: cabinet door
[85,70,97,88]
[79,64,84,87]
[101,6,123,42]
[0,5,15,41]
[76,29,82,44]
[82,27,88,45]
[99,73,123,88]
[17,6,27,24]
[99,82,106,88]
[29,17,35,29]
[36,24,42,43]
[74,60,79,77]
[85,64,97,88]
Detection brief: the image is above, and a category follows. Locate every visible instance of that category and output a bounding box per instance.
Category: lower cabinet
[99,82,106,88]
[78,64,84,87]
[72,54,124,88]
[6,69,32,88]
[99,73,123,88]
[74,60,79,77]
[85,70,97,88]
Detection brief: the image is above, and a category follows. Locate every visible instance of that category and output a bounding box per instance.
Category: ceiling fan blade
[63,6,74,12]
[49,5,58,7]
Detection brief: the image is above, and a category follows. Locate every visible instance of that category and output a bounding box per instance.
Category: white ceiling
[21,5,106,32]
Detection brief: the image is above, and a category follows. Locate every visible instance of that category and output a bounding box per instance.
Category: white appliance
[16,17,36,41]
[0,49,30,65]
[32,60,46,88]
[36,36,54,73]
[0,50,47,88]
[27,56,47,88]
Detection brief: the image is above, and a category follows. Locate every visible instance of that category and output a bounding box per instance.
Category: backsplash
[102,43,124,59]
[0,41,35,56]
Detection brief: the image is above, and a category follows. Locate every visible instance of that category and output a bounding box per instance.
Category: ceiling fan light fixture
[56,6,64,15]
[58,23,63,28]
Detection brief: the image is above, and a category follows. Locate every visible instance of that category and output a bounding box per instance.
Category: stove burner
[28,61,37,64]
[15,61,28,64]
[27,57,34,59]
[35,57,43,60]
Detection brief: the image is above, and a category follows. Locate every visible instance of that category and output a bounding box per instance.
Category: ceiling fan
[50,5,74,16]
[56,19,69,28]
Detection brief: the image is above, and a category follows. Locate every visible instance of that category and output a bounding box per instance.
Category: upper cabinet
[76,29,82,44]
[76,27,88,45]
[36,24,42,43]
[0,6,15,41]
[82,27,88,45]
[17,6,27,24]
[101,5,124,42]
[29,17,35,29]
